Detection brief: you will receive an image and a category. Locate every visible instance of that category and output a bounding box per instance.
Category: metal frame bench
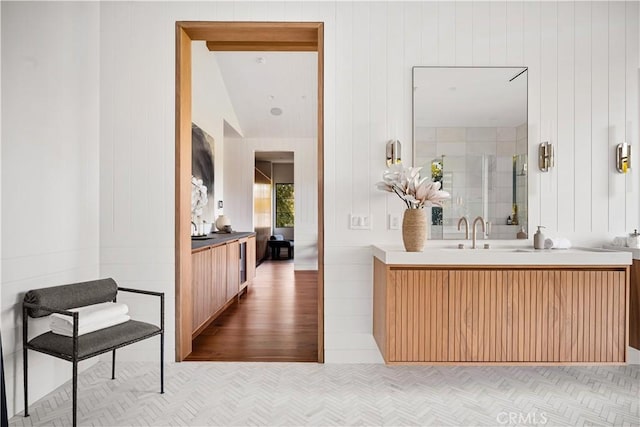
[22,278,164,427]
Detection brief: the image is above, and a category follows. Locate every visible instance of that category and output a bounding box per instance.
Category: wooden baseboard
[294,270,318,278]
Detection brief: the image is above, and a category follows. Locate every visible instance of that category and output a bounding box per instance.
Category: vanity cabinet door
[211,244,228,314]
[449,269,626,363]
[448,270,505,362]
[192,247,213,333]
[387,269,449,362]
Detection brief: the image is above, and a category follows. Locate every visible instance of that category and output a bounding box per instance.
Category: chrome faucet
[457,216,469,239]
[472,216,486,249]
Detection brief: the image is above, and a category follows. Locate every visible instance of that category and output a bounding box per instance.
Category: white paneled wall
[192,42,243,223]
[1,2,100,417]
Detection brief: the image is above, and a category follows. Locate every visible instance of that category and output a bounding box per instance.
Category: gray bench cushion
[27,320,160,360]
[24,279,118,318]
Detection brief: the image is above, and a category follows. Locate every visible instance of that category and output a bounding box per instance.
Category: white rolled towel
[50,302,130,337]
[612,236,628,247]
[544,237,572,249]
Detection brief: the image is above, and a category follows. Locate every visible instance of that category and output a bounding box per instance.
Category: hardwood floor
[186,260,318,362]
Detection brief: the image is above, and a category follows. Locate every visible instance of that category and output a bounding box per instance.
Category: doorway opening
[175,22,324,362]
[254,151,296,265]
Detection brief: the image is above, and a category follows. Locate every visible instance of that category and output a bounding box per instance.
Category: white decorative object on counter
[215,215,231,232]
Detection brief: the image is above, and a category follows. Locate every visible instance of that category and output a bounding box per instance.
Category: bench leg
[72,360,78,427]
[23,348,28,417]
[111,349,116,379]
[160,332,165,394]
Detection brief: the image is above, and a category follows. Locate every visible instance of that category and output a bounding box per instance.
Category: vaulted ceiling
[215,51,317,139]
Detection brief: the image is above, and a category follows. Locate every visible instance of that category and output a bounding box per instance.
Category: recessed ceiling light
[268,95,275,100]
[448,86,457,91]
[301,95,306,100]
[270,107,283,116]
[256,57,266,64]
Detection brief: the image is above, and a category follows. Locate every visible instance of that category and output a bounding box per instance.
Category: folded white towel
[612,236,628,247]
[544,237,572,249]
[50,302,130,337]
[51,314,130,337]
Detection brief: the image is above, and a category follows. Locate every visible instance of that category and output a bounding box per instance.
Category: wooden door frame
[175,22,324,362]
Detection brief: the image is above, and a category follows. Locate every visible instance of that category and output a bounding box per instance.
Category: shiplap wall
[192,42,244,223]
[98,1,639,363]
[1,2,101,416]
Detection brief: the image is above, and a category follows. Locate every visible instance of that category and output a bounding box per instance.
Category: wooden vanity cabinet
[374,259,629,364]
[630,260,640,350]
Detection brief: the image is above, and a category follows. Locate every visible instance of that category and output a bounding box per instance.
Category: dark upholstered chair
[22,278,164,427]
[268,234,294,259]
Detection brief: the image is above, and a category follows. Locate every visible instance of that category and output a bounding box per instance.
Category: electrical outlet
[349,214,371,230]
[389,214,400,230]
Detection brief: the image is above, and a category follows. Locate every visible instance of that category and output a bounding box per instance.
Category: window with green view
[275,183,294,228]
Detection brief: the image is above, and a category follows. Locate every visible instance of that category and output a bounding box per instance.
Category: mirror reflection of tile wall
[415,125,527,239]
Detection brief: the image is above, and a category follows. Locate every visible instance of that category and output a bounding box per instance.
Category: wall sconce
[616,142,631,173]
[386,139,402,167]
[538,141,554,172]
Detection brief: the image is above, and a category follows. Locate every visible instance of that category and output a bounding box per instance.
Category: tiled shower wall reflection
[415,124,527,239]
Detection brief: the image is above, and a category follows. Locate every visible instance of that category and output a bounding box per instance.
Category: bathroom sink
[443,247,527,252]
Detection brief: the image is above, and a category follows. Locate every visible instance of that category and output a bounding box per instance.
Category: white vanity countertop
[602,244,640,260]
[373,242,632,266]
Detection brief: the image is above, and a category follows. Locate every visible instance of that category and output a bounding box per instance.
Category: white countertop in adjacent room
[373,242,632,266]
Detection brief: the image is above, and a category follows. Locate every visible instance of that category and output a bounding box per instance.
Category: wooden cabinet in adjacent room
[226,240,240,300]
[191,247,213,333]
[247,235,257,283]
[191,234,257,338]
[192,245,228,334]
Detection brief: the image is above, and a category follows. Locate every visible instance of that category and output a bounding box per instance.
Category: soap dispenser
[517,227,528,239]
[534,226,546,249]
[628,229,640,248]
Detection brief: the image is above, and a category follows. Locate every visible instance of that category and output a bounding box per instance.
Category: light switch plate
[389,214,400,230]
[349,214,371,230]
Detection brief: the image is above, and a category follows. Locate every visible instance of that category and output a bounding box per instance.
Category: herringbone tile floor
[9,361,640,426]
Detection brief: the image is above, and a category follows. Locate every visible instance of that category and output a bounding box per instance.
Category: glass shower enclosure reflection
[423,153,527,240]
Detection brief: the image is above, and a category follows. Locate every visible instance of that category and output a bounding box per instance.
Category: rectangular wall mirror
[412,66,528,240]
